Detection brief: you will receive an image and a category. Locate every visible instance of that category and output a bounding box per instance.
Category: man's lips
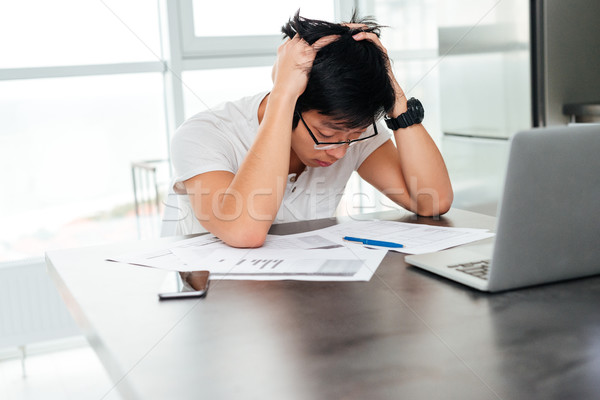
[316,160,332,167]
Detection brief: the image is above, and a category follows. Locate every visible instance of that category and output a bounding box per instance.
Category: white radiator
[0,258,80,350]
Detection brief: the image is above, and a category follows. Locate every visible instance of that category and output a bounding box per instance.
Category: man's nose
[325,145,348,159]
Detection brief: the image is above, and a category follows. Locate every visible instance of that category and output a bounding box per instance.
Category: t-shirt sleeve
[353,121,393,170]
[170,117,238,194]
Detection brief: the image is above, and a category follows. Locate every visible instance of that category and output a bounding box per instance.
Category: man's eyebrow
[320,120,361,133]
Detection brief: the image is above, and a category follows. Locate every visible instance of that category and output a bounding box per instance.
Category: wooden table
[46,209,600,399]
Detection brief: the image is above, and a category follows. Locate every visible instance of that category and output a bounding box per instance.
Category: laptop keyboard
[448,260,491,280]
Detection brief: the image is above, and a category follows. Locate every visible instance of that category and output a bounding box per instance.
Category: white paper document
[108,232,386,281]
[317,220,495,254]
[171,246,386,281]
[108,220,493,281]
[108,234,223,271]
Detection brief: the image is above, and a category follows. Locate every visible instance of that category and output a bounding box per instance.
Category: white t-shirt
[170,91,391,235]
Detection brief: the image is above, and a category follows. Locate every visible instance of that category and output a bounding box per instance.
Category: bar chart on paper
[241,258,285,269]
[199,251,365,277]
[167,245,384,281]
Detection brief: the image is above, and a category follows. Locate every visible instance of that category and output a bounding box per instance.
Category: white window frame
[178,0,281,58]
[177,0,358,59]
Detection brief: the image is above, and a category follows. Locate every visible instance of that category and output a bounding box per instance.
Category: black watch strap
[385,97,424,130]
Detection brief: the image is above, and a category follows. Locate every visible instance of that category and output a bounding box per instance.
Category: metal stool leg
[19,345,27,378]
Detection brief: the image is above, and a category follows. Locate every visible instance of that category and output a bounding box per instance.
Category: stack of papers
[108,220,494,282]
[109,232,386,281]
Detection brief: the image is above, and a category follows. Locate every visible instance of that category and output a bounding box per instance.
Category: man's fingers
[352,31,378,41]
[313,34,340,51]
[351,31,388,56]
[344,22,368,30]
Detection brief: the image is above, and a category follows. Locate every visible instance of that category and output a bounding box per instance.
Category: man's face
[291,110,369,168]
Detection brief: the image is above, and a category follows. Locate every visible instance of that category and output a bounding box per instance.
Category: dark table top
[46,208,600,400]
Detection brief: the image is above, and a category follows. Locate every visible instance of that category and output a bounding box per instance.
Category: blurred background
[1,0,598,399]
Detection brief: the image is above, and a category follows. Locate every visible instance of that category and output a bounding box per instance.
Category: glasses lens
[313,132,377,150]
[314,143,345,150]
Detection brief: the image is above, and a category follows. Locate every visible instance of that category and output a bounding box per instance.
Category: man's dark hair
[282,11,396,130]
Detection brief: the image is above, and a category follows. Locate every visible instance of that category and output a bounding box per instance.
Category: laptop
[405,124,600,292]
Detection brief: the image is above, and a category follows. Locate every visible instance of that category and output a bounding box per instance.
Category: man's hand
[351,28,408,115]
[271,34,339,100]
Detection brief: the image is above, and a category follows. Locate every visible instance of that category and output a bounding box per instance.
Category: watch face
[416,103,424,121]
[408,98,424,123]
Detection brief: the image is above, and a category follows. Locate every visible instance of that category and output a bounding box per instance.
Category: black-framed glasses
[297,112,378,150]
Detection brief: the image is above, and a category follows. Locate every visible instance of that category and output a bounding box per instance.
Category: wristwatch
[384,97,424,130]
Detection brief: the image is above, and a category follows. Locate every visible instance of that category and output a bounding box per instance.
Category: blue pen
[343,236,404,248]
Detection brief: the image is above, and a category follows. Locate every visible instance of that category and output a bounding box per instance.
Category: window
[0,1,165,262]
[0,1,161,68]
[179,0,338,57]
[0,74,166,261]
[192,0,334,37]
[365,0,438,52]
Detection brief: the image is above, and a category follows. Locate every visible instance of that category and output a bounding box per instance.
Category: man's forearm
[394,124,453,216]
[216,90,298,243]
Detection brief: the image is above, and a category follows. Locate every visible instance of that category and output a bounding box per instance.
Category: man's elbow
[195,210,270,248]
[438,189,454,215]
[415,189,453,217]
[220,229,267,248]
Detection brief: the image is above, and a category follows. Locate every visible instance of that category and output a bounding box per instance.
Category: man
[171,12,453,247]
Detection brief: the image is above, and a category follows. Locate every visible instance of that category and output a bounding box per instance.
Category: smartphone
[158,270,210,300]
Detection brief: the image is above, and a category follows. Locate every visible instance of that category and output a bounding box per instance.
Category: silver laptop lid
[489,124,600,291]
